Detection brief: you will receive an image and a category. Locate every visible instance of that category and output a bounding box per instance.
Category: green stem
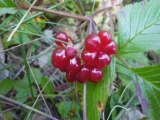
[18,30,34,97]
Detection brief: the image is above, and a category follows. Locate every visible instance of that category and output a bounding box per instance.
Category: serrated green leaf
[130,65,160,120]
[138,78,160,120]
[146,86,160,120]
[118,0,160,53]
[78,59,116,120]
[132,65,160,120]
[132,65,160,89]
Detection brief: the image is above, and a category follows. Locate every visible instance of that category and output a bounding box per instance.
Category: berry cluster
[52,31,116,83]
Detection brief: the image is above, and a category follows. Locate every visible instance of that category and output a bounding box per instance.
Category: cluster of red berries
[51,31,116,83]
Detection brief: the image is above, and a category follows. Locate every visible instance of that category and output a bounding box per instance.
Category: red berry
[59,67,68,72]
[76,74,86,83]
[82,50,97,68]
[85,34,101,52]
[67,57,81,73]
[66,72,76,82]
[65,47,77,59]
[96,52,111,69]
[102,40,117,55]
[98,31,112,47]
[90,68,103,83]
[79,66,90,82]
[51,47,68,69]
[54,32,70,46]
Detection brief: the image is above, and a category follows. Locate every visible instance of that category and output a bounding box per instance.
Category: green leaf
[56,101,81,120]
[0,79,15,95]
[132,65,160,89]
[132,65,160,120]
[0,0,17,16]
[40,77,54,95]
[0,8,17,16]
[0,0,16,7]
[118,0,160,53]
[137,78,160,120]
[78,59,116,120]
[14,79,37,103]
[146,86,160,120]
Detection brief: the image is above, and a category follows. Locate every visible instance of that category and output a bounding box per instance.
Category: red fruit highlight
[102,40,117,55]
[96,52,111,69]
[79,66,90,82]
[51,47,68,69]
[90,68,103,83]
[65,47,77,59]
[67,57,81,73]
[98,31,112,47]
[85,34,101,52]
[82,50,97,68]
[54,32,70,46]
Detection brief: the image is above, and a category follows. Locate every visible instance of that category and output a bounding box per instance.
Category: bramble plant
[0,0,160,120]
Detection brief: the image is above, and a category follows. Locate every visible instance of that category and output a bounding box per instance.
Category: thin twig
[0,95,58,120]
[7,0,38,42]
[20,5,90,21]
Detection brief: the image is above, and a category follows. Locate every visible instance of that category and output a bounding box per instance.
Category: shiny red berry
[66,72,76,82]
[82,50,97,68]
[54,32,70,46]
[79,66,90,82]
[85,34,101,52]
[59,67,68,72]
[98,31,112,47]
[51,47,68,69]
[96,52,111,69]
[67,57,81,73]
[90,68,103,83]
[65,47,77,59]
[102,40,117,55]
[76,74,85,83]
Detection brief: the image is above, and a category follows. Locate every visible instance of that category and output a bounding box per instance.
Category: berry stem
[83,83,87,120]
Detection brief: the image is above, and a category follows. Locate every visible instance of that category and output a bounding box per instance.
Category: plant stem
[0,95,58,120]
[19,5,90,21]
[115,94,136,120]
[83,83,87,120]
[18,31,34,98]
[132,75,148,114]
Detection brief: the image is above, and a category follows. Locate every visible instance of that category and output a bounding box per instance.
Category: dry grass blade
[7,0,38,42]
[26,69,58,119]
[0,95,58,120]
[26,60,52,117]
